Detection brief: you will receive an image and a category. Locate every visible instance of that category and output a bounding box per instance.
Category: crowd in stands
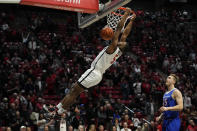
[0,5,197,131]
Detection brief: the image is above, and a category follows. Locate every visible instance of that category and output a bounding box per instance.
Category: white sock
[43,104,49,112]
[57,107,65,114]
[56,103,63,109]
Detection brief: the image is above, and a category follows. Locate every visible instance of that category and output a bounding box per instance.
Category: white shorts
[77,68,102,88]
[77,46,122,89]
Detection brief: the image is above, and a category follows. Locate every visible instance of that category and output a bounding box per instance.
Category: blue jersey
[163,88,179,119]
[162,88,181,131]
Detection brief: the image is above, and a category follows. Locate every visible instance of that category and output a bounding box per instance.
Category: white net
[107,7,132,32]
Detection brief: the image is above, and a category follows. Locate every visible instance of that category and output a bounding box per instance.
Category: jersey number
[110,54,119,64]
[163,99,167,106]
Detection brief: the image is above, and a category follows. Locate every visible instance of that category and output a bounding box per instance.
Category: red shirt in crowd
[157,124,162,131]
[46,74,57,89]
[36,102,43,110]
[142,82,151,94]
[80,92,89,104]
[187,125,197,131]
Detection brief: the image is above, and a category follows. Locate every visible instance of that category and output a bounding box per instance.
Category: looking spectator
[121,122,131,131]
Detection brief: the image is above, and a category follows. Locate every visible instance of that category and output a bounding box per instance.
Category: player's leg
[106,8,131,54]
[162,120,167,131]
[57,83,84,111]
[61,83,84,109]
[56,46,108,113]
[166,118,180,131]
[56,68,102,113]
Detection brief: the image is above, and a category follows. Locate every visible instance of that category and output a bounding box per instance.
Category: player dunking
[56,8,136,114]
[156,74,183,131]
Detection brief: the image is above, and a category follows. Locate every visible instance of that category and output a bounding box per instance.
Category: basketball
[100,27,114,40]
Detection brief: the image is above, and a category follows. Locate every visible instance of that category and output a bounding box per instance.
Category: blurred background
[0,0,197,131]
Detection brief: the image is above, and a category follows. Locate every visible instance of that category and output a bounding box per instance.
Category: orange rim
[111,7,134,17]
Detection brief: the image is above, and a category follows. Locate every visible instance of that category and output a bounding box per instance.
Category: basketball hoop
[78,0,133,29]
[107,7,134,31]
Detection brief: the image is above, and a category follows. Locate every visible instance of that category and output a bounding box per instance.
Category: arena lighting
[0,0,99,13]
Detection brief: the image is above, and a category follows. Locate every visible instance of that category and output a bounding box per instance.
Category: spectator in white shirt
[183,94,192,109]
[22,32,30,44]
[28,37,37,50]
[163,56,170,70]
[134,64,141,75]
[121,122,131,131]
[132,114,140,129]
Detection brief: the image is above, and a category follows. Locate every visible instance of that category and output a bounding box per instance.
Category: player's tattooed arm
[167,90,183,111]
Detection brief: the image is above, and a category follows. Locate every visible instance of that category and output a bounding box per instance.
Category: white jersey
[91,46,122,74]
[78,46,122,88]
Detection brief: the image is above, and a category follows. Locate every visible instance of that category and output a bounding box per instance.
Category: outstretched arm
[118,11,136,50]
[106,8,131,54]
[120,11,136,42]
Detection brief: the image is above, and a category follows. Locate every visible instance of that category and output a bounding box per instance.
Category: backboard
[0,0,99,14]
[78,0,132,29]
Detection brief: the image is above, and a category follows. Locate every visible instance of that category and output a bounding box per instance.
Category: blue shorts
[162,117,180,131]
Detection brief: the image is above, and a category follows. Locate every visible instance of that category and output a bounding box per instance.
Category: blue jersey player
[156,74,183,131]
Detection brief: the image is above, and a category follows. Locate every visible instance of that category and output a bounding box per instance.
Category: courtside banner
[20,0,99,13]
